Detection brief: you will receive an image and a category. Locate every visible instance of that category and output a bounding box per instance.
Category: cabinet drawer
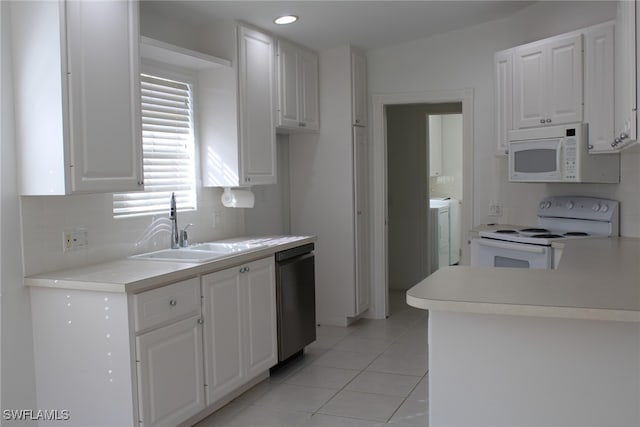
[134,278,200,332]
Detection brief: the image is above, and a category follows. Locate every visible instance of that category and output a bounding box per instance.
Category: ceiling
[141,1,536,51]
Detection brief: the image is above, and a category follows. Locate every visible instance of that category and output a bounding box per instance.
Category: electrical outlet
[489,203,503,217]
[63,228,88,252]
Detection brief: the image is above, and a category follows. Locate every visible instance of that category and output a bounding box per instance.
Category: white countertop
[25,235,315,294]
[407,237,640,322]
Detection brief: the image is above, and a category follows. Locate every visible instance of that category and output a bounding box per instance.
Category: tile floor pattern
[194,291,429,427]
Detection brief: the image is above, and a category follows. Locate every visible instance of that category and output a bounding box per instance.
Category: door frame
[369,89,474,319]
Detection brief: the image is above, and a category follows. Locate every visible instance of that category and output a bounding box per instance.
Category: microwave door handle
[477,239,547,254]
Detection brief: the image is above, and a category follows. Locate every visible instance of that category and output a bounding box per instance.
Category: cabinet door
[351,50,368,127]
[584,23,614,152]
[238,25,277,185]
[66,0,142,193]
[514,42,547,128]
[243,257,277,380]
[428,115,443,176]
[614,0,637,148]
[202,268,244,405]
[494,50,513,155]
[300,49,320,130]
[136,316,205,427]
[546,34,583,125]
[354,127,370,315]
[277,39,300,128]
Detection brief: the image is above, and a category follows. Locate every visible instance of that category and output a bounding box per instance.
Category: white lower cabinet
[201,257,277,405]
[28,257,278,427]
[136,316,205,427]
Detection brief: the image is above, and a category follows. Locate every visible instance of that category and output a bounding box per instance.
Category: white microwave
[508,124,619,183]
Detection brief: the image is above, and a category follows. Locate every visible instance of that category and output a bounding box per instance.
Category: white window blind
[114,73,197,217]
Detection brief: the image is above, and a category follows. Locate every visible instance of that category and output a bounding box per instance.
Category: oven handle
[476,239,547,254]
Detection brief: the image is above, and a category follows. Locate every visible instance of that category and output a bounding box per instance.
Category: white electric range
[471,196,619,269]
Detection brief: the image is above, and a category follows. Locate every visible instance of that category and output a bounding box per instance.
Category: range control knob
[566,201,574,210]
[599,204,609,213]
[539,202,546,209]
[545,201,552,209]
[592,203,601,212]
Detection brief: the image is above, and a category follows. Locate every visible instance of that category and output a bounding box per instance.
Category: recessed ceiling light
[274,15,298,25]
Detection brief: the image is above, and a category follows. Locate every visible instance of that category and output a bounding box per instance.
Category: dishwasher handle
[275,243,315,262]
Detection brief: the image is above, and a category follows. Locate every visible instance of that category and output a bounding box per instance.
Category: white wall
[430,114,463,201]
[289,45,356,325]
[19,6,302,277]
[245,134,291,236]
[366,1,640,236]
[1,2,37,422]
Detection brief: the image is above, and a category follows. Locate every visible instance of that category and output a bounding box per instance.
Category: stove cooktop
[479,227,599,245]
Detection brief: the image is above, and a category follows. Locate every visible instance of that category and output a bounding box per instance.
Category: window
[114,72,197,217]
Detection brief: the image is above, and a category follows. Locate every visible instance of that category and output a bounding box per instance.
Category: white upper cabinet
[238,26,277,185]
[513,34,582,129]
[612,0,638,151]
[11,0,142,195]
[200,23,277,187]
[276,39,319,131]
[584,22,615,153]
[351,49,368,127]
[494,49,513,155]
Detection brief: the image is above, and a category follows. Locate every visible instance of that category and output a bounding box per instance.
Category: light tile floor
[194,291,428,427]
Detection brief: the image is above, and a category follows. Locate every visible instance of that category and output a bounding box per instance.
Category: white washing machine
[429,198,461,271]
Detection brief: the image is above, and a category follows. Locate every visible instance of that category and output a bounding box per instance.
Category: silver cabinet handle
[197,318,204,325]
[540,119,545,124]
[169,299,177,306]
[239,266,251,273]
[546,118,551,123]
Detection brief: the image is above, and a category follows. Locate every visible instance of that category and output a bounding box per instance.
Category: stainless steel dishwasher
[275,243,316,362]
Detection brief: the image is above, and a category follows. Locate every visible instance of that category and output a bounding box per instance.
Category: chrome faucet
[170,193,194,248]
[170,193,179,249]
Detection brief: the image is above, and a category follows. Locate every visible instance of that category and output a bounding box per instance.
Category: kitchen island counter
[407,236,640,321]
[407,236,640,427]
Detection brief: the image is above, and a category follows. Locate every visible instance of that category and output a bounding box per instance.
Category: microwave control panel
[562,138,578,181]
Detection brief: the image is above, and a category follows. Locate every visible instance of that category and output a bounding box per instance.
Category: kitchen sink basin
[190,242,265,253]
[129,248,228,263]
[130,241,266,263]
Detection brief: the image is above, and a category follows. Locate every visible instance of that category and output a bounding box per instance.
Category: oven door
[470,238,553,269]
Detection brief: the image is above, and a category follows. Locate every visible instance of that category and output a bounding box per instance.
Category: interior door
[386,105,430,290]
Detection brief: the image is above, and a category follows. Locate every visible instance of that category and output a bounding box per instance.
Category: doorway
[386,104,462,299]
[370,89,474,319]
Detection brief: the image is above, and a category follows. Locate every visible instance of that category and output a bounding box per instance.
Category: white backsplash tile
[21,187,246,276]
